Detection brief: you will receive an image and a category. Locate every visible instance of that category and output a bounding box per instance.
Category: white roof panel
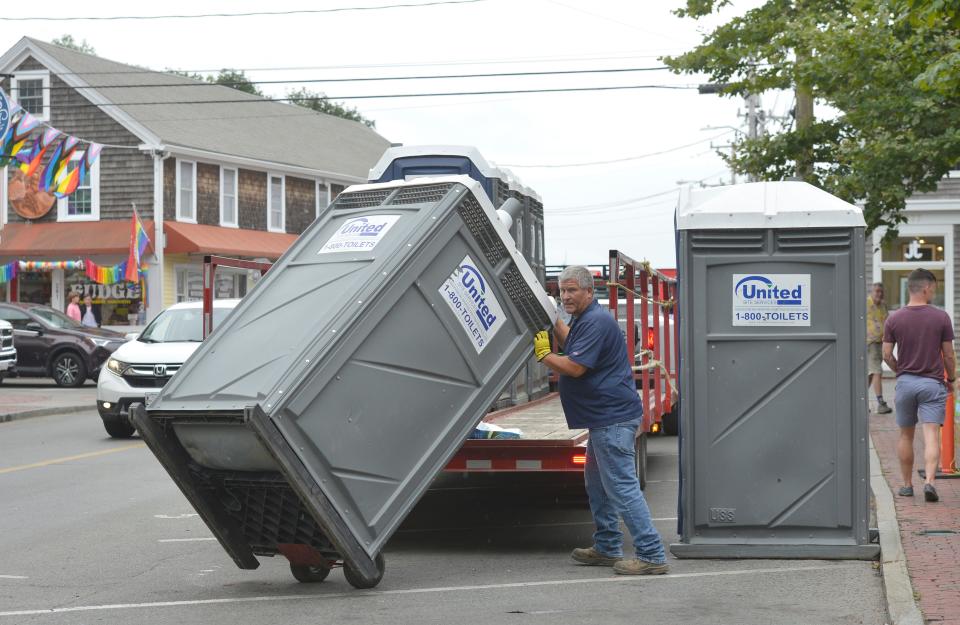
[676,181,865,230]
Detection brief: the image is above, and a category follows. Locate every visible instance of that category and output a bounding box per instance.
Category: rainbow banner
[124,208,151,282]
[18,260,84,272]
[18,127,61,177]
[85,259,144,285]
[0,261,17,284]
[1,111,40,165]
[41,135,79,195]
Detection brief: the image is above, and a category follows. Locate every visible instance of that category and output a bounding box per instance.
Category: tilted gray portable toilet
[132,176,555,587]
[671,181,879,559]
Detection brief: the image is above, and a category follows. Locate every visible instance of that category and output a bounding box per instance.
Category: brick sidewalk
[870,397,960,625]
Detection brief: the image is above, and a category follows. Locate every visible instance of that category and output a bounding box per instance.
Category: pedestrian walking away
[534,265,668,575]
[866,282,891,413]
[882,268,957,503]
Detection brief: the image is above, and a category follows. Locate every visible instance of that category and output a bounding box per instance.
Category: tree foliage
[664,0,960,234]
[286,88,376,128]
[51,35,96,54]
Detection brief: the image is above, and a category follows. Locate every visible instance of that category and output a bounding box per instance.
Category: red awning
[163,221,297,259]
[0,220,155,257]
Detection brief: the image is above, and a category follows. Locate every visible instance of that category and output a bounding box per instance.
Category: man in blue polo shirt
[534,265,667,575]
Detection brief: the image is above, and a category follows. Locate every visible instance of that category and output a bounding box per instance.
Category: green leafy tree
[166,68,264,97]
[51,35,96,54]
[665,1,960,235]
[286,87,376,128]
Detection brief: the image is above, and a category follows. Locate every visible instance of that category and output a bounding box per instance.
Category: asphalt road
[0,411,886,625]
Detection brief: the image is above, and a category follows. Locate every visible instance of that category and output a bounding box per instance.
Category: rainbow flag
[40,135,79,194]
[0,108,33,166]
[85,259,128,285]
[0,261,17,284]
[124,208,151,282]
[18,127,61,177]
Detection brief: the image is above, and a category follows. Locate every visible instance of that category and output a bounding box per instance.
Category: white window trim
[267,173,285,233]
[872,224,954,324]
[175,159,197,224]
[315,180,331,219]
[11,70,51,121]
[57,151,100,222]
[219,166,239,228]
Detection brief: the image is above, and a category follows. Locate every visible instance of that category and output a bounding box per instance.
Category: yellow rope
[606,280,676,310]
[632,351,678,396]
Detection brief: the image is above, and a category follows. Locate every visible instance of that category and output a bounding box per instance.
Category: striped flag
[124,208,150,283]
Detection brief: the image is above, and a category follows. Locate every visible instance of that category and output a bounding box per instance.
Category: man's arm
[942,341,956,388]
[540,352,587,378]
[882,341,897,372]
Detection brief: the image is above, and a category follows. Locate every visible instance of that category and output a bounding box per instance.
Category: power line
[27,83,698,111]
[24,66,676,91]
[500,130,735,168]
[19,52,684,77]
[0,0,484,21]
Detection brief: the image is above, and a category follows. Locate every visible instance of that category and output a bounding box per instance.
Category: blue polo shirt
[558,300,643,429]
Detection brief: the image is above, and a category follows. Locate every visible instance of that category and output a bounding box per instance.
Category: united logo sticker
[317,214,402,254]
[439,255,506,353]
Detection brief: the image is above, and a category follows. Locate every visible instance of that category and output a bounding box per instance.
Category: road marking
[0,575,28,580]
[154,514,199,520]
[0,564,862,617]
[0,444,145,475]
[158,538,217,543]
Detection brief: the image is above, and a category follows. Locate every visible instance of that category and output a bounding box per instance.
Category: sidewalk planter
[671,181,879,559]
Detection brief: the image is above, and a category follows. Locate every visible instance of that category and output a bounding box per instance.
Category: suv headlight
[106,358,128,376]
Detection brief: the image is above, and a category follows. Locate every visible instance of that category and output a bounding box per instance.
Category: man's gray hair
[559,265,595,290]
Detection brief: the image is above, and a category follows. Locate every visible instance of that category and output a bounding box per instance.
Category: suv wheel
[102,413,136,439]
[52,352,87,387]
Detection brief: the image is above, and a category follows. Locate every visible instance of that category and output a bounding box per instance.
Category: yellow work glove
[534,330,552,361]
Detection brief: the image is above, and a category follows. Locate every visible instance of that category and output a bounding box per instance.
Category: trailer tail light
[647,328,656,350]
[572,454,587,465]
[651,422,661,434]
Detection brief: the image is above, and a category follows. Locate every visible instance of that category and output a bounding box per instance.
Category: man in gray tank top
[882,268,957,502]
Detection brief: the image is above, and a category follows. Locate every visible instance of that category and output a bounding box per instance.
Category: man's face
[871,285,884,303]
[559,279,594,316]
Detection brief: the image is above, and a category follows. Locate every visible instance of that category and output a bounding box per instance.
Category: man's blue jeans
[585,417,666,564]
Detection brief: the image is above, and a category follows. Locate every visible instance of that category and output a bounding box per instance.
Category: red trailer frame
[201,255,273,338]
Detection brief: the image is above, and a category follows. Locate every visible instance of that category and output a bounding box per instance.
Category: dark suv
[0,302,126,387]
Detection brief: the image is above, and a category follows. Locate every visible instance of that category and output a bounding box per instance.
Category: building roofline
[0,37,164,149]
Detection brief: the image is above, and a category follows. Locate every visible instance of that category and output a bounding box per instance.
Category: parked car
[97,299,240,438]
[0,319,16,381]
[0,302,126,387]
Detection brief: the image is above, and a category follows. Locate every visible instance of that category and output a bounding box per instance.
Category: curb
[870,439,924,625]
[0,404,93,423]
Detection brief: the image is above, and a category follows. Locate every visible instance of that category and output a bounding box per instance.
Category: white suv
[0,319,15,381]
[96,299,240,438]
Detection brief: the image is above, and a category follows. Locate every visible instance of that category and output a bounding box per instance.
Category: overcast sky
[1,0,778,268]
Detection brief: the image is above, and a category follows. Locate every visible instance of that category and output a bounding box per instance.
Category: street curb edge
[870,438,924,625]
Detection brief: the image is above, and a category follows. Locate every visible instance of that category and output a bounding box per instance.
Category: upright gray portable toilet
[132,175,555,587]
[671,181,879,559]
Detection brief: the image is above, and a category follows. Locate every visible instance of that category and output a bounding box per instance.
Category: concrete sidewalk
[871,378,960,625]
[0,378,97,422]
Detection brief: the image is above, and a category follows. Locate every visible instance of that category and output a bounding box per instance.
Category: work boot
[571,546,622,566]
[876,401,892,414]
[613,558,669,576]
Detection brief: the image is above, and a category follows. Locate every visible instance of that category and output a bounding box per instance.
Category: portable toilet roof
[676,181,865,230]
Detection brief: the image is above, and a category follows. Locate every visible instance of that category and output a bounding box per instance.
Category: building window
[11,71,50,120]
[176,159,196,222]
[874,228,953,314]
[316,181,330,219]
[220,167,238,227]
[176,266,246,303]
[268,174,284,232]
[56,151,100,222]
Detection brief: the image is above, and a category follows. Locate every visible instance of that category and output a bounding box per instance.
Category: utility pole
[794,47,814,182]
